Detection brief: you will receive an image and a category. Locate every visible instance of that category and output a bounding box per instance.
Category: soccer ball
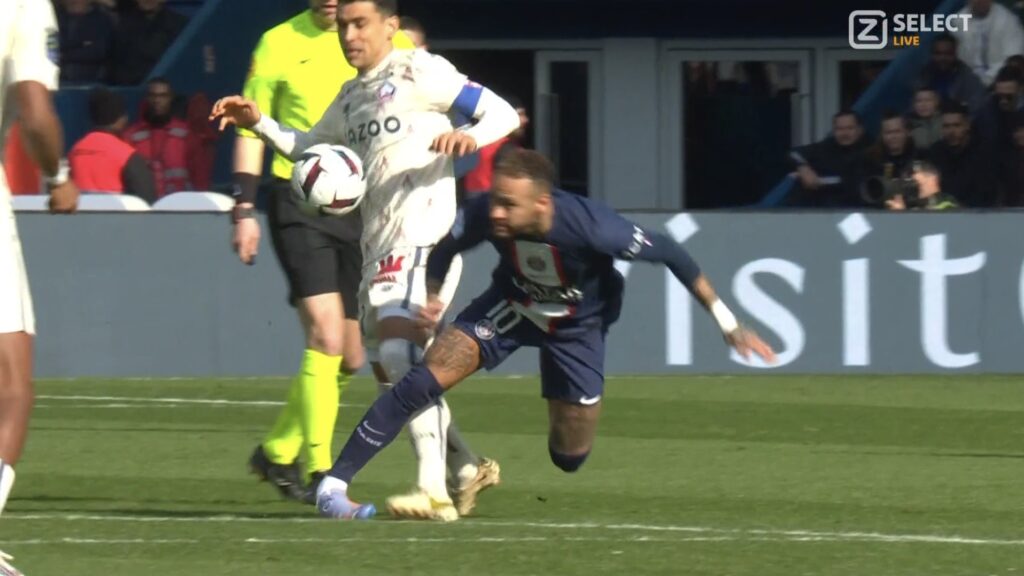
[290,144,367,216]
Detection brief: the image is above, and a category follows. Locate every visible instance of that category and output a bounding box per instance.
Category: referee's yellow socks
[263,349,349,478]
[298,349,343,477]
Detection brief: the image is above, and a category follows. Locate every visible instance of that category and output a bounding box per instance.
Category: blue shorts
[451,285,606,405]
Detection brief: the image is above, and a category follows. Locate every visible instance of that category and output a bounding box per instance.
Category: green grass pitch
[3,375,1023,575]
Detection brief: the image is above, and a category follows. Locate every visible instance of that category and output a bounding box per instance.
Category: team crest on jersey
[378,81,397,103]
[46,30,60,65]
[474,320,496,341]
[526,255,547,272]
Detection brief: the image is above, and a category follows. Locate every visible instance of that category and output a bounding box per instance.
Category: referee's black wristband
[232,172,260,205]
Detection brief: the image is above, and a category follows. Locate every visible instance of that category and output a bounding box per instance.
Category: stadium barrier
[16,211,1024,377]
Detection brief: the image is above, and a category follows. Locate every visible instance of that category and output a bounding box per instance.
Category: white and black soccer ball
[290,144,367,216]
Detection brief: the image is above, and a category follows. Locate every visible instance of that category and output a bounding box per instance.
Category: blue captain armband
[451,82,484,119]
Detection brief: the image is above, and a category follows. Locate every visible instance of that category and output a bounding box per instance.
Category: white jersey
[0,0,60,203]
[305,49,472,263]
[0,0,59,336]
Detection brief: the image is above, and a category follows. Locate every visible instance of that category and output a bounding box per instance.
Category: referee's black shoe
[300,471,328,505]
[248,445,307,502]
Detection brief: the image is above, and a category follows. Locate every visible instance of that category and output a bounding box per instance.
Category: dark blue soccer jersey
[428,190,694,337]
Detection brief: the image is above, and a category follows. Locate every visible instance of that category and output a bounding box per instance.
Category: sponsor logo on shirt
[621,226,652,260]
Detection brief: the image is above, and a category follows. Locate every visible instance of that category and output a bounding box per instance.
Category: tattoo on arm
[692,275,719,310]
[424,327,481,387]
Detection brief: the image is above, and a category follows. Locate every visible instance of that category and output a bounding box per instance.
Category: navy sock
[329,364,445,484]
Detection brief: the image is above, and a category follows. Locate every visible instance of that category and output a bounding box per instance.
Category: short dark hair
[340,0,398,16]
[880,109,905,126]
[88,87,126,127]
[941,100,969,117]
[913,160,940,177]
[833,108,861,125]
[933,32,957,49]
[995,65,1022,84]
[494,149,555,191]
[147,76,172,91]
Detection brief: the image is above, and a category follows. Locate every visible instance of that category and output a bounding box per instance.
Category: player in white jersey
[211,0,520,521]
[0,0,80,572]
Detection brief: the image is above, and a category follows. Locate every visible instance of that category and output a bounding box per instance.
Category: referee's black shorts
[265,178,362,320]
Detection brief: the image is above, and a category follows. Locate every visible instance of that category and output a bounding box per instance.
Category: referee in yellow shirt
[232,0,414,504]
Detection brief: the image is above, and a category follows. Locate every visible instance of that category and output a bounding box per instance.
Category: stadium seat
[151,191,233,212]
[79,194,152,212]
[10,195,50,212]
[13,193,152,212]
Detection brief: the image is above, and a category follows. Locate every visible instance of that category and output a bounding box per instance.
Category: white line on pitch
[36,395,285,407]
[6,513,1024,546]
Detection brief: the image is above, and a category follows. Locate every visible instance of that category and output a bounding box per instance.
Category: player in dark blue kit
[315,149,776,520]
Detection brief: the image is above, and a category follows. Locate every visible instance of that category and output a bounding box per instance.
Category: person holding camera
[883,161,959,211]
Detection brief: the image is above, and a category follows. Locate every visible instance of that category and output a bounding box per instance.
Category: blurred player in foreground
[315,149,777,520]
[0,0,80,571]
[212,0,521,521]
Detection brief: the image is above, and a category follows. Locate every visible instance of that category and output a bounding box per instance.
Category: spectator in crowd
[885,161,959,211]
[400,16,428,50]
[865,111,921,181]
[998,110,1024,206]
[68,87,157,202]
[110,0,187,85]
[124,77,199,198]
[786,109,869,207]
[463,94,530,196]
[928,100,1000,206]
[56,0,115,85]
[907,86,944,149]
[952,0,1024,86]
[917,33,987,114]
[974,65,1024,150]
[1005,54,1024,77]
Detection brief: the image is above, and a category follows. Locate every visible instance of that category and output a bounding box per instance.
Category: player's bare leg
[0,332,33,574]
[318,326,482,521]
[547,400,602,472]
[0,332,33,467]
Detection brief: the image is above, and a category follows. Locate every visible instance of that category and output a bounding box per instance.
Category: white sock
[0,460,15,517]
[316,474,348,499]
[408,399,451,499]
[446,417,480,485]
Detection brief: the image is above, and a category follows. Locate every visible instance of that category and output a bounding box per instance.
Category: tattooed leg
[324,327,481,487]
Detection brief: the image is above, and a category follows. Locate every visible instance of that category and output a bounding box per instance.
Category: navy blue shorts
[451,285,606,405]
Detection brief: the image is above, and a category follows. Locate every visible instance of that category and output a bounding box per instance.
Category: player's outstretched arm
[689,275,776,363]
[583,204,776,363]
[210,96,315,161]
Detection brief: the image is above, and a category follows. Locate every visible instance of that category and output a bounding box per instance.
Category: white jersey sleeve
[407,51,473,113]
[407,51,520,149]
[7,0,59,90]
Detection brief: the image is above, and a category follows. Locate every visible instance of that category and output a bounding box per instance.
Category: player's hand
[209,96,262,131]
[417,295,445,332]
[48,181,79,214]
[431,131,478,157]
[233,217,261,265]
[725,326,777,364]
